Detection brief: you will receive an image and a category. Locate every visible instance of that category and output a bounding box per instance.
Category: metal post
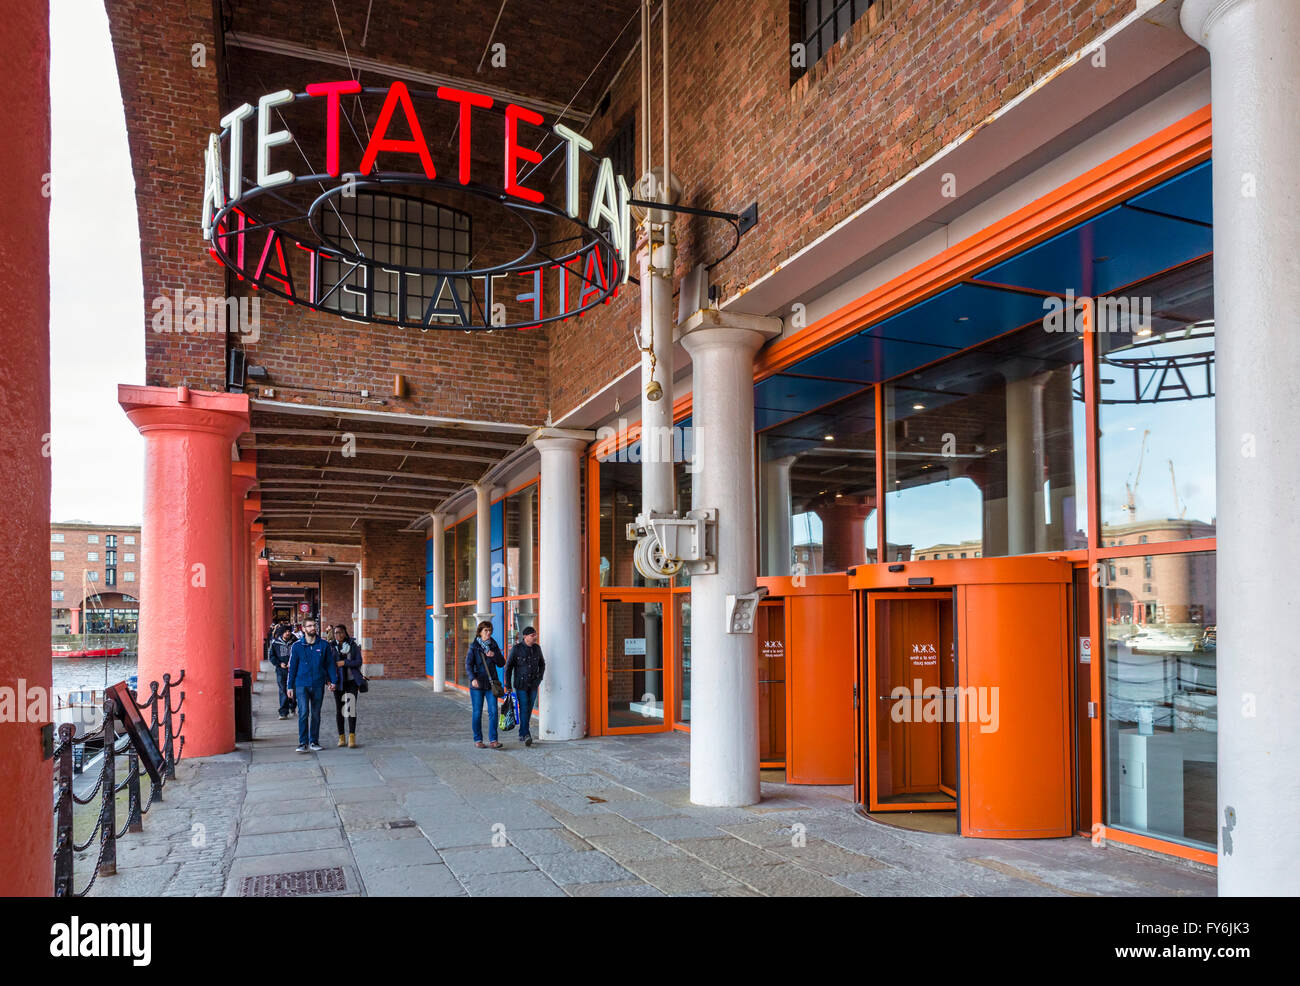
[54,724,75,898]
[126,747,143,833]
[98,699,117,877]
[161,673,176,784]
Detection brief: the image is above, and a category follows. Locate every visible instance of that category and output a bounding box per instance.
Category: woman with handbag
[330,623,365,748]
[466,620,506,748]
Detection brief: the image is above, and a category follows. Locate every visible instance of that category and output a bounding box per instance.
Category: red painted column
[70,608,81,635]
[120,385,249,757]
[230,462,256,673]
[0,0,52,897]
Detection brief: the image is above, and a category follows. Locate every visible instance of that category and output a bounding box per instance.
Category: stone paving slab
[85,669,1215,898]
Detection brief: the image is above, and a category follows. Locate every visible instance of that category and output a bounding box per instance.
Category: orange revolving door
[851,558,1074,839]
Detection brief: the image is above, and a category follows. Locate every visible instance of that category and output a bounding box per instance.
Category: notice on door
[910,642,938,668]
[1078,636,1091,664]
[761,639,783,662]
[624,637,646,655]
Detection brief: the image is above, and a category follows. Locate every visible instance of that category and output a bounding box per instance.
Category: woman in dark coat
[330,624,364,747]
[466,620,505,748]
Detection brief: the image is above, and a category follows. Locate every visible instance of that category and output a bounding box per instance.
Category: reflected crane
[1169,459,1187,520]
[1124,429,1150,520]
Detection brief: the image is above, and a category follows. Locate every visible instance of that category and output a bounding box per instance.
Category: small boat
[53,646,126,659]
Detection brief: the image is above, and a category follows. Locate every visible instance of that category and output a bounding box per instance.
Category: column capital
[529,427,593,455]
[678,308,782,356]
[1180,0,1251,43]
[120,384,249,441]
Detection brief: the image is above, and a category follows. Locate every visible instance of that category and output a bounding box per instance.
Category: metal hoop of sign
[201,83,632,331]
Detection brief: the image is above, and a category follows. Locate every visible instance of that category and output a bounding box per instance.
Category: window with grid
[799,0,878,72]
[51,532,65,543]
[321,193,471,323]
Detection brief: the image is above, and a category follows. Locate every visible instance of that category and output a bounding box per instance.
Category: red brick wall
[105,0,227,391]
[360,521,425,677]
[320,569,355,632]
[545,0,1135,415]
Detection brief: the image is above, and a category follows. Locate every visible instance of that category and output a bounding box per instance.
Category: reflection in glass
[885,322,1086,558]
[1099,258,1215,541]
[455,517,475,603]
[504,484,539,597]
[758,388,877,576]
[1104,550,1216,848]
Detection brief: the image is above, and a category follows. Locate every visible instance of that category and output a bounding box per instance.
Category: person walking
[504,626,545,747]
[466,620,505,748]
[330,623,364,748]
[268,624,298,720]
[286,618,337,753]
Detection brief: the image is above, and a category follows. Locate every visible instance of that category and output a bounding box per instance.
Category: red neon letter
[306,80,362,177]
[504,104,544,203]
[437,86,493,185]
[359,81,437,179]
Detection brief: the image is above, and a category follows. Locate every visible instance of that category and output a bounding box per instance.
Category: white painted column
[680,309,781,807]
[532,430,591,740]
[1182,0,1300,896]
[430,512,447,691]
[762,455,796,577]
[474,482,492,628]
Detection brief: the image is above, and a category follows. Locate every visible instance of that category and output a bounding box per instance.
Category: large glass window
[1104,550,1216,849]
[759,388,876,576]
[504,484,539,597]
[599,456,649,587]
[454,517,475,603]
[885,323,1086,559]
[1099,258,1215,543]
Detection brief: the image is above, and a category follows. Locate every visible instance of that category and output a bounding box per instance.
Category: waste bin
[234,669,253,742]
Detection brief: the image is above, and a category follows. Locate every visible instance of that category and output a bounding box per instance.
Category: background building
[49,521,141,634]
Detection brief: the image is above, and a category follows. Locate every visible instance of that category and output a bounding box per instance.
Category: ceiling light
[1135,326,1153,337]
[824,434,835,441]
[912,403,925,410]
[955,316,970,322]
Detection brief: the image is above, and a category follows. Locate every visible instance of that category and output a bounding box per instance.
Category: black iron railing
[51,671,186,898]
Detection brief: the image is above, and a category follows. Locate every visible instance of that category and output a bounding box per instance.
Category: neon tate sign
[200,80,632,330]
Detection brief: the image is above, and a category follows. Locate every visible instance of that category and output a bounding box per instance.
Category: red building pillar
[814,497,877,573]
[120,385,248,757]
[245,511,263,677]
[0,0,52,896]
[230,461,257,673]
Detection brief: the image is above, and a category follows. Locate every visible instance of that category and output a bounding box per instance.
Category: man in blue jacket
[287,618,338,752]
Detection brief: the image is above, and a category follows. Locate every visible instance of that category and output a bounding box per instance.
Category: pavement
[87,662,1216,897]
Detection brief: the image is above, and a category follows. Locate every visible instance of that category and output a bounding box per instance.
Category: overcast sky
[48,0,144,525]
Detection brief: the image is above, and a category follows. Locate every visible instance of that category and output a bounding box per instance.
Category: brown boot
[347,734,357,748]
[337,734,346,747]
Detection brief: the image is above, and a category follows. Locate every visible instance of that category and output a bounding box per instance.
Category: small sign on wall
[1079,637,1092,664]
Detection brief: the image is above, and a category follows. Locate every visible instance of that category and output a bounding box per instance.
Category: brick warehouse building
[49,521,143,634]
[0,0,1273,898]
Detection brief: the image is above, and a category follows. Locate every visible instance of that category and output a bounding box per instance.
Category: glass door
[601,595,671,733]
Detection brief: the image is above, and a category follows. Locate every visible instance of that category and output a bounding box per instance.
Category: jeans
[334,680,358,736]
[470,687,498,743]
[514,687,539,740]
[275,666,296,716]
[296,683,326,747]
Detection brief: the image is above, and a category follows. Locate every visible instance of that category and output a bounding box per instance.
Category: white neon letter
[256,90,296,190]
[220,103,255,201]
[553,123,593,220]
